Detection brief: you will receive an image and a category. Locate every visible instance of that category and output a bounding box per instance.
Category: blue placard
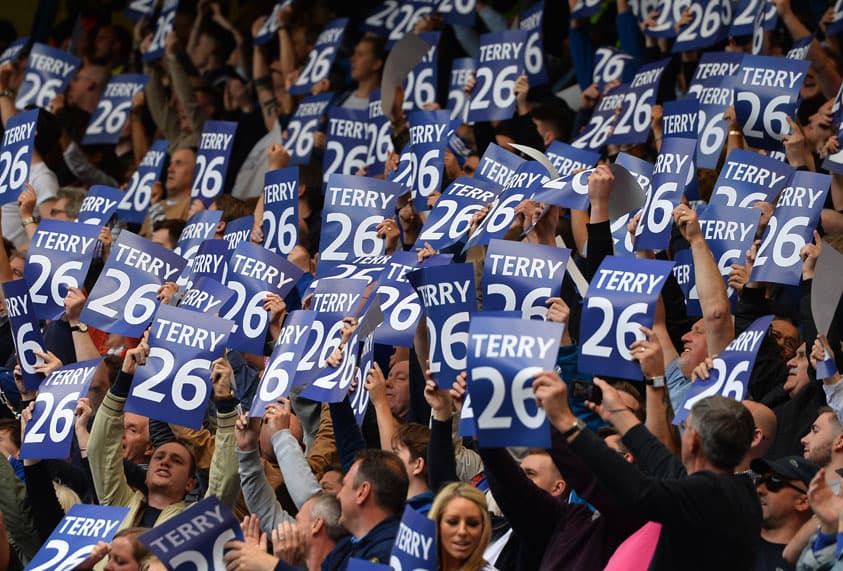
[482,240,569,319]
[254,1,293,45]
[467,30,528,123]
[634,137,696,251]
[519,1,547,86]
[309,255,390,292]
[750,171,830,286]
[220,241,304,354]
[24,220,101,321]
[391,505,437,568]
[474,143,525,187]
[532,168,593,211]
[571,0,603,19]
[191,120,237,206]
[262,167,299,255]
[118,139,168,224]
[77,185,123,226]
[143,0,179,63]
[82,74,146,145]
[125,0,156,21]
[285,93,332,165]
[611,210,638,258]
[408,109,450,210]
[615,152,653,196]
[125,305,233,429]
[734,55,809,151]
[139,496,243,569]
[673,249,700,315]
[676,315,774,423]
[26,504,129,570]
[179,276,234,315]
[823,124,843,175]
[3,279,46,391]
[251,310,317,416]
[187,239,230,288]
[0,37,28,66]
[574,85,625,149]
[290,18,348,94]
[323,107,370,184]
[221,215,254,251]
[544,142,600,178]
[447,58,474,123]
[661,98,699,139]
[318,174,402,273]
[730,0,760,37]
[829,0,843,35]
[374,2,436,48]
[466,316,563,448]
[174,210,223,261]
[389,143,415,189]
[409,263,476,392]
[698,204,761,302]
[415,177,499,250]
[672,0,728,53]
[709,148,793,208]
[645,0,684,38]
[592,47,635,87]
[80,231,187,336]
[786,36,813,60]
[578,256,674,380]
[365,90,394,177]
[607,59,669,145]
[404,33,440,111]
[348,560,391,571]
[297,280,369,400]
[374,251,452,347]
[437,0,476,26]
[0,108,37,205]
[21,359,101,460]
[16,43,80,110]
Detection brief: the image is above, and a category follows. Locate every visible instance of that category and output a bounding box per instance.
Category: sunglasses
[756,474,807,495]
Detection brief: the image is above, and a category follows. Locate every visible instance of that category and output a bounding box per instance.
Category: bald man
[737,401,778,473]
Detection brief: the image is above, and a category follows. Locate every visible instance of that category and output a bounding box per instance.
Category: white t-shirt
[2,161,59,248]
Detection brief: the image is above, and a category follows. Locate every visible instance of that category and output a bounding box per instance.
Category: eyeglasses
[756,474,807,495]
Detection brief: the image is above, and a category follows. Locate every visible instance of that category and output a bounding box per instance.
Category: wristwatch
[560,417,586,439]
[21,216,40,226]
[70,323,89,333]
[645,375,666,388]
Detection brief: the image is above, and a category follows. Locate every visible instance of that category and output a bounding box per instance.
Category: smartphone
[571,380,602,405]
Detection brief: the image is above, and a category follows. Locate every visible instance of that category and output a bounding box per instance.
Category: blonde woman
[428,483,496,571]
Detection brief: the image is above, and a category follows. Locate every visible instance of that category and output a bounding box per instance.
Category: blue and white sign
[254,1,293,45]
[26,504,128,571]
[572,87,624,149]
[125,0,156,21]
[404,33,439,111]
[474,143,525,187]
[634,137,696,250]
[408,109,450,209]
[143,0,179,63]
[374,250,452,347]
[82,74,145,145]
[415,176,499,251]
[447,58,475,122]
[607,59,669,145]
[750,171,830,285]
[174,210,223,261]
[285,93,332,165]
[221,215,254,251]
[21,359,101,460]
[532,168,594,211]
[676,315,774,422]
[81,232,186,336]
[730,0,761,36]
[687,51,742,169]
[519,1,547,86]
[409,263,476,391]
[697,204,760,302]
[349,298,384,424]
[0,37,28,67]
[734,55,809,151]
[125,305,233,429]
[571,0,603,19]
[437,0,476,26]
[579,256,674,380]
[77,185,122,226]
[118,139,168,224]
[483,240,569,320]
[25,220,100,321]
[221,241,303,354]
[829,0,843,35]
[592,47,635,87]
[191,120,237,206]
[290,18,347,94]
[187,239,230,288]
[391,505,437,568]
[318,174,402,272]
[661,98,699,139]
[262,167,299,255]
[140,496,242,570]
[16,43,80,110]
[366,90,393,177]
[179,276,234,315]
[467,316,563,447]
[468,30,527,122]
[363,2,434,47]
[309,255,389,292]
[3,279,46,391]
[0,108,37,205]
[709,148,793,208]
[323,108,370,183]
[672,0,729,53]
[544,141,600,178]
[251,311,317,416]
[645,0,686,38]
[823,124,843,175]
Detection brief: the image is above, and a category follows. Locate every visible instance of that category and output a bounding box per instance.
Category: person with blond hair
[429,483,496,571]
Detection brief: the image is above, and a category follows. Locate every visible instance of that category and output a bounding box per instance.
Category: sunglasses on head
[756,474,807,494]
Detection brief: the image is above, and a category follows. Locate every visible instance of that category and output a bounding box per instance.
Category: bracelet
[729,129,742,136]
[0,89,14,99]
[21,216,39,226]
[254,75,272,90]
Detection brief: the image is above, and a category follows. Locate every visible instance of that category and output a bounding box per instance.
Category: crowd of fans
[0,0,842,569]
